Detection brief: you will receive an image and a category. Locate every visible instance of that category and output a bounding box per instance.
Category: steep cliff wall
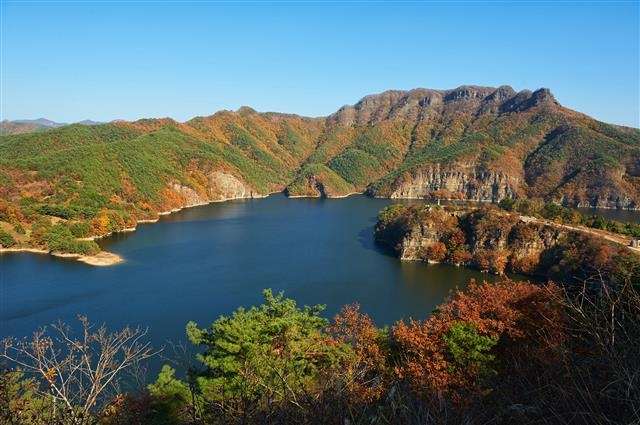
[387,165,520,202]
[376,207,564,264]
[375,206,459,260]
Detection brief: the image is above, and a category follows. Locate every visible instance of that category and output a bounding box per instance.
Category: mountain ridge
[0,85,639,255]
[6,85,637,131]
[0,118,105,135]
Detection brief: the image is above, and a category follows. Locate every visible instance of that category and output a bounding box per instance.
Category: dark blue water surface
[0,195,492,345]
[5,194,635,374]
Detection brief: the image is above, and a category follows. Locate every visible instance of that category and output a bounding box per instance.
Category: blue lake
[2,194,637,374]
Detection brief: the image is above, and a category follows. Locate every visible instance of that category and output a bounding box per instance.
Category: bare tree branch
[1,316,160,425]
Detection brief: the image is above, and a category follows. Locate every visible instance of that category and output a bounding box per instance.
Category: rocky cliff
[386,164,520,202]
[205,171,259,201]
[171,172,262,208]
[327,86,559,126]
[374,204,635,281]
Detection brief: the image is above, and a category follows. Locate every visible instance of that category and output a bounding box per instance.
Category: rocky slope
[374,204,639,283]
[351,87,639,209]
[1,85,639,254]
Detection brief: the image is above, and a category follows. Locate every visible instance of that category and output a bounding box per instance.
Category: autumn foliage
[425,241,447,262]
[328,304,389,403]
[4,278,640,424]
[376,204,639,288]
[393,280,563,402]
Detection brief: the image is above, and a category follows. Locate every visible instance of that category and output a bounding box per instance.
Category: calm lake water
[576,207,640,223]
[1,194,638,374]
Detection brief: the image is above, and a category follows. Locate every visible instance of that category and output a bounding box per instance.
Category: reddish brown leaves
[393,280,564,401]
[426,241,447,262]
[328,304,388,403]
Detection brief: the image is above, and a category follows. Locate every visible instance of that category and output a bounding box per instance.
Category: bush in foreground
[2,279,639,424]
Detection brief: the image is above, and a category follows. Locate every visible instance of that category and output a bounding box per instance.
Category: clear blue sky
[1,1,638,127]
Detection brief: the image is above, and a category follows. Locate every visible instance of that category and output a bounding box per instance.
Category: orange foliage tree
[91,211,111,235]
[328,304,388,403]
[449,248,473,265]
[472,248,510,274]
[444,228,466,251]
[425,242,447,262]
[392,280,564,402]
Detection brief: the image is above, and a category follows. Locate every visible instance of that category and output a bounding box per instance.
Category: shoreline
[0,247,123,267]
[0,193,275,265]
[89,193,273,237]
[287,191,364,199]
[2,191,638,267]
[378,195,640,211]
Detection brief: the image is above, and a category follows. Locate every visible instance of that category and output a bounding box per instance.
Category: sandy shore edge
[0,247,124,266]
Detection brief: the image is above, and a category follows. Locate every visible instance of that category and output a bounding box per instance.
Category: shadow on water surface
[357,225,397,258]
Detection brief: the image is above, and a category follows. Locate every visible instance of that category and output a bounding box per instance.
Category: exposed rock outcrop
[374,204,636,280]
[171,171,262,208]
[206,171,259,201]
[171,183,206,207]
[387,165,520,202]
[327,86,558,126]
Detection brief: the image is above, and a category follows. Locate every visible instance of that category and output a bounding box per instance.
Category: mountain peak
[327,85,559,126]
[237,106,258,115]
[13,118,65,127]
[531,87,557,105]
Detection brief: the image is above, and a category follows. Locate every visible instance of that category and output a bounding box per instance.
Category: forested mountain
[0,118,64,135]
[0,118,104,135]
[1,86,639,253]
